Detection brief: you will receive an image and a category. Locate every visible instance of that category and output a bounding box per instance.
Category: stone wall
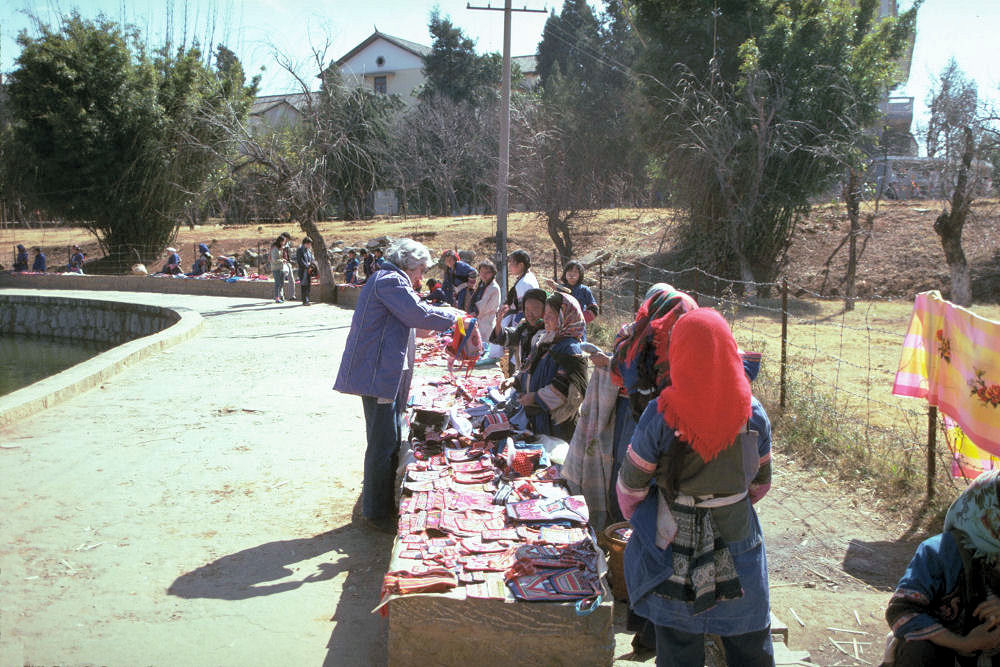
[0,294,179,344]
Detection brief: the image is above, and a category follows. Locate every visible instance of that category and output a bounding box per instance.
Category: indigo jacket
[335,262,456,401]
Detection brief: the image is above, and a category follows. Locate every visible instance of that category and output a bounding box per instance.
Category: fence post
[633,263,641,313]
[780,278,788,409]
[257,242,261,275]
[927,406,937,499]
[598,260,604,312]
[693,270,700,306]
[553,249,558,282]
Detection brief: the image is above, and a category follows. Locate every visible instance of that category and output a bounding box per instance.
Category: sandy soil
[0,288,937,666]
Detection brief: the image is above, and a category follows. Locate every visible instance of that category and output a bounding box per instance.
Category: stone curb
[0,297,204,429]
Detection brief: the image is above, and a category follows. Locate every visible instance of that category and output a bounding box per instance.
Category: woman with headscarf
[598,284,700,522]
[884,470,1000,665]
[190,243,212,276]
[616,308,775,667]
[517,292,589,441]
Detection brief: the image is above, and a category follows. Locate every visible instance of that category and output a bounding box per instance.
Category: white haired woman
[334,239,461,532]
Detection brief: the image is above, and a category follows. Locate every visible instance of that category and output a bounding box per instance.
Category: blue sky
[2,0,997,145]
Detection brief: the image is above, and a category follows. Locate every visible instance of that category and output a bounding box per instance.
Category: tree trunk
[933,127,975,307]
[299,218,337,303]
[843,169,861,311]
[546,209,573,263]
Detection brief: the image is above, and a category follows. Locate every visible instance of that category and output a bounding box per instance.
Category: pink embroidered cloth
[892,290,1000,455]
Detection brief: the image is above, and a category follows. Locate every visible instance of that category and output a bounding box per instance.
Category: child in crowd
[360,248,374,281]
[13,245,29,271]
[454,269,478,313]
[562,260,598,328]
[32,247,46,273]
[424,278,447,304]
[373,247,385,269]
[344,250,359,284]
[68,245,85,274]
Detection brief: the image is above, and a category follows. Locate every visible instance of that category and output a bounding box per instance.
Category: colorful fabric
[563,365,619,530]
[657,309,752,462]
[653,496,742,614]
[943,469,1000,566]
[893,290,1000,455]
[610,285,699,411]
[946,416,1000,479]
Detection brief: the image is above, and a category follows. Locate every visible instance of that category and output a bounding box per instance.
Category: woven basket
[601,521,631,602]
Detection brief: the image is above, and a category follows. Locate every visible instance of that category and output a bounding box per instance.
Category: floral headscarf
[542,292,586,343]
[944,469,1000,566]
[610,284,699,400]
[657,308,752,462]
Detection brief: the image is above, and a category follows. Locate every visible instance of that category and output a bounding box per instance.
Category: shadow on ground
[841,537,924,591]
[168,498,392,665]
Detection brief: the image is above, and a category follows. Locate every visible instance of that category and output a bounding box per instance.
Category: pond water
[0,333,114,397]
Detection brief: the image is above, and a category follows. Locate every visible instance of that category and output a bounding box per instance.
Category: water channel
[0,333,113,397]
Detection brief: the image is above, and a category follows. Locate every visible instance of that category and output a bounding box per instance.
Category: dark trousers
[654,624,774,667]
[299,268,311,302]
[360,395,404,520]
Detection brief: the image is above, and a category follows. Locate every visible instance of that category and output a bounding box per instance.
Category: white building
[335,31,432,105]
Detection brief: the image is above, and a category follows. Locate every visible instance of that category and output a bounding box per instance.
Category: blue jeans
[360,395,404,520]
[653,624,774,667]
[273,270,285,300]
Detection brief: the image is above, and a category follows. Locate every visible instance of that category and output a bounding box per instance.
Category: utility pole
[467,1,546,293]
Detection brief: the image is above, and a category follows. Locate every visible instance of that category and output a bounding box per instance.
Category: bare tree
[191,41,392,301]
[925,61,998,306]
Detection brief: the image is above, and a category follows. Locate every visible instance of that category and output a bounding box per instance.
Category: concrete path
[0,289,392,666]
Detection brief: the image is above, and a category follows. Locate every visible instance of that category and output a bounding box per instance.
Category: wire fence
[585,257,982,500]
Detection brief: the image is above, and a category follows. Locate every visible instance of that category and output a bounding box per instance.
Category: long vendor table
[378,344,614,666]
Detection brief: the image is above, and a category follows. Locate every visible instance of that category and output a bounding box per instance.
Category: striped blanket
[563,366,619,530]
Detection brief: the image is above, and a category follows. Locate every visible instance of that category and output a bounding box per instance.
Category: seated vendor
[161,247,182,275]
[885,469,1000,666]
[516,292,588,442]
[190,243,212,275]
[32,247,46,273]
[491,288,547,373]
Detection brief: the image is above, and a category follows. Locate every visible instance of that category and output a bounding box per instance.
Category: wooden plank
[388,594,613,666]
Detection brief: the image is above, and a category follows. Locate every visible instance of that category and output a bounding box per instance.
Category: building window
[374,76,387,94]
[376,56,385,67]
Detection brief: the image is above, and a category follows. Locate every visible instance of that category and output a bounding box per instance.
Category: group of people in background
[343,247,384,286]
[9,244,81,273]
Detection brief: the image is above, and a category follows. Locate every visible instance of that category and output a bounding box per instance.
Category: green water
[0,333,113,397]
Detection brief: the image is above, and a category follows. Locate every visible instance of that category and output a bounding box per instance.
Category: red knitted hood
[656,309,752,462]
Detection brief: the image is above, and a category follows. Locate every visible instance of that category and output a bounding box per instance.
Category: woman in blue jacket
[334,239,459,532]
